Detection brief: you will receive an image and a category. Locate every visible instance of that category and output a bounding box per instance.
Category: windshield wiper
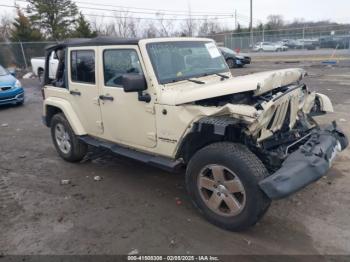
[215,73,229,79]
[187,78,205,84]
[169,78,205,84]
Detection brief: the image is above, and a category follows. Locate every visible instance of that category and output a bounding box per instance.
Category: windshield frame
[0,65,9,76]
[146,41,230,85]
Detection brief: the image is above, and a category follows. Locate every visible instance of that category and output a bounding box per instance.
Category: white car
[253,42,288,52]
[31,51,59,82]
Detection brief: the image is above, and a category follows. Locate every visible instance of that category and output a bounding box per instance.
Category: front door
[98,46,157,149]
[68,47,103,136]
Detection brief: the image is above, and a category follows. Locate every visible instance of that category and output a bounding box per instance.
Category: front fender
[43,97,86,135]
[316,93,334,112]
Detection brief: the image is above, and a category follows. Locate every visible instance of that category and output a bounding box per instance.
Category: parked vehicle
[275,42,289,51]
[281,39,304,49]
[219,47,251,68]
[0,65,24,106]
[42,37,348,231]
[320,36,350,49]
[31,51,59,82]
[253,42,288,52]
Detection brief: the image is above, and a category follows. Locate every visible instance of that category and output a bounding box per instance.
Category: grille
[257,89,300,142]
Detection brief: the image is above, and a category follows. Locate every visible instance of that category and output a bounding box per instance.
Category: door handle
[70,90,81,96]
[99,95,114,101]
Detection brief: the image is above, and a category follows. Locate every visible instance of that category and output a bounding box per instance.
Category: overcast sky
[2,0,350,28]
[81,0,350,24]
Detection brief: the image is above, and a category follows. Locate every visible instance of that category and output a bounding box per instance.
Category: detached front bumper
[259,123,348,200]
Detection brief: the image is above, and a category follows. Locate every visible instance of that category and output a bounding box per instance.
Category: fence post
[19,41,28,69]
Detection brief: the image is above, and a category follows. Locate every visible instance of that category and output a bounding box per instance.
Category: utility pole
[235,9,237,30]
[250,0,253,47]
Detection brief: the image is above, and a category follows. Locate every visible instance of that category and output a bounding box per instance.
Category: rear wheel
[51,113,88,162]
[38,68,44,85]
[226,58,236,69]
[186,142,271,231]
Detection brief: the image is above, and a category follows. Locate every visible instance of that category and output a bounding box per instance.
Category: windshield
[0,65,9,76]
[147,41,229,84]
[220,47,237,55]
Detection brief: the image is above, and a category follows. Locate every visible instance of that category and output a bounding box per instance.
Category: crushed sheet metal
[159,68,306,106]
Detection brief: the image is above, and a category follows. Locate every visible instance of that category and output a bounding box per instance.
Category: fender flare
[44,97,86,135]
[316,93,334,112]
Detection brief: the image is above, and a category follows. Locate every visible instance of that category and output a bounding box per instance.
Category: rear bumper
[259,122,348,200]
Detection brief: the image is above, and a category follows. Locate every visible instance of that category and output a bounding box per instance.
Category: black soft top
[46,36,140,51]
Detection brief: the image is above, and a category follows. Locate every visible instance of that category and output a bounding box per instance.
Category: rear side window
[71,50,95,84]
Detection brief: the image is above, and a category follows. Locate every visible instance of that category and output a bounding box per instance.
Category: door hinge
[93,97,100,105]
[145,105,155,114]
[96,121,104,133]
[147,132,157,141]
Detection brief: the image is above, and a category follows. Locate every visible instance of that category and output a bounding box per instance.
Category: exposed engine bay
[194,83,322,171]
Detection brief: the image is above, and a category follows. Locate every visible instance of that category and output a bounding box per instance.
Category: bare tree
[142,22,158,38]
[110,10,140,38]
[155,13,175,37]
[266,15,285,30]
[197,18,222,36]
[0,14,13,42]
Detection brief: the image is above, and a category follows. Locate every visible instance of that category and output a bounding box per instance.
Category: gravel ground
[0,61,349,255]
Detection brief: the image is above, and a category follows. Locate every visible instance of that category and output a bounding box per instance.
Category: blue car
[0,65,24,106]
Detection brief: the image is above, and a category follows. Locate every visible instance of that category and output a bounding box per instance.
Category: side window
[71,50,95,84]
[103,49,143,87]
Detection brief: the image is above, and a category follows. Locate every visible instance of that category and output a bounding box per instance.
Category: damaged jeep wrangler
[42,37,348,231]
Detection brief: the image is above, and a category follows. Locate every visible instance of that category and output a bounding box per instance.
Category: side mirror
[122,74,147,93]
[122,74,151,103]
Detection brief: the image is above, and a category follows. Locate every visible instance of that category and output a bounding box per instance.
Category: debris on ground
[339,118,347,122]
[93,176,103,181]
[22,72,34,79]
[1,123,9,127]
[128,249,139,255]
[60,179,71,185]
[169,239,176,248]
[175,197,182,206]
[244,238,252,245]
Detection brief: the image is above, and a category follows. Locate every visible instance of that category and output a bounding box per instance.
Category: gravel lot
[1,61,350,255]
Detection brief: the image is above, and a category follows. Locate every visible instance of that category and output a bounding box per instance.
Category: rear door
[68,47,103,136]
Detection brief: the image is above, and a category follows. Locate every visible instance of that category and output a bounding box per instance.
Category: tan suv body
[42,37,348,231]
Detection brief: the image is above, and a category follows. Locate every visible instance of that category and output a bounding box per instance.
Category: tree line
[0,0,230,43]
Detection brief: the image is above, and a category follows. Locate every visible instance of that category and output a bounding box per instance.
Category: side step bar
[79,135,183,172]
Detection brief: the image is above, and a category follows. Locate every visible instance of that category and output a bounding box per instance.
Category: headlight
[14,80,22,88]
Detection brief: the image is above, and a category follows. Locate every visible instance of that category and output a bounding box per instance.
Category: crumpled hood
[158,68,306,106]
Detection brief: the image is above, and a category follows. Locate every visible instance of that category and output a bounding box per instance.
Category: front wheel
[51,113,88,162]
[186,142,271,231]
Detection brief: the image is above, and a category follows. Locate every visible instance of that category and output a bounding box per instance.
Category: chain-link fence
[210,25,350,51]
[0,41,55,69]
[1,26,350,69]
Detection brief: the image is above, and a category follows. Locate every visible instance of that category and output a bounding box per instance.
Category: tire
[226,58,236,69]
[38,69,44,85]
[51,113,88,162]
[186,142,271,231]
